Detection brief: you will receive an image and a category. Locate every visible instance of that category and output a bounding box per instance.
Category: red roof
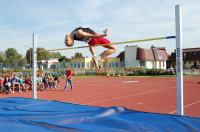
[157,49,168,60]
[137,47,168,61]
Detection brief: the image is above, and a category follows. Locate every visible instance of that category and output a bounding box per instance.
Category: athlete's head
[65,34,74,47]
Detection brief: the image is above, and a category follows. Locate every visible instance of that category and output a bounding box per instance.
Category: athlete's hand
[103,29,108,36]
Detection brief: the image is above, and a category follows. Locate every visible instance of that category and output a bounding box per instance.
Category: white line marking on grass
[83,87,174,105]
[168,100,200,114]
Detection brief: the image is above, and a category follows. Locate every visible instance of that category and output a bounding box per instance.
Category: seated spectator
[18,76,26,92]
[0,77,4,93]
[43,73,49,89]
[54,76,59,88]
[37,75,44,90]
[24,76,32,91]
[11,74,21,93]
[3,76,14,94]
[48,76,56,88]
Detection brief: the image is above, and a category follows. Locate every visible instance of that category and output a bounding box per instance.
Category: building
[38,58,59,69]
[169,48,200,69]
[106,58,120,68]
[117,46,168,69]
[69,57,120,69]
[125,46,138,67]
[70,58,92,69]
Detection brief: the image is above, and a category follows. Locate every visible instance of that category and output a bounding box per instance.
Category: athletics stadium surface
[0,76,200,131]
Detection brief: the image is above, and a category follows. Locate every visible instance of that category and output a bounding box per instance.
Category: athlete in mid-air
[64,27,116,69]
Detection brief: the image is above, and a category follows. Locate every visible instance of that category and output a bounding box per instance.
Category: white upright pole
[175,5,184,115]
[32,33,37,99]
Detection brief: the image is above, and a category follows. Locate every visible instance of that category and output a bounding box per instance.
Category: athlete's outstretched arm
[77,29,108,38]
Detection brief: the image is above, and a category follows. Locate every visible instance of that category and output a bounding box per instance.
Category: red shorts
[88,37,110,47]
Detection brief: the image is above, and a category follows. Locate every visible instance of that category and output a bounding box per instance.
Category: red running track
[1,76,200,117]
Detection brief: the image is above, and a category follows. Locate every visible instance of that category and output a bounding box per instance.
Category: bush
[125,67,145,76]
[125,67,174,76]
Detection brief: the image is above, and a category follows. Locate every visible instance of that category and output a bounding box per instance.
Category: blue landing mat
[0,97,200,132]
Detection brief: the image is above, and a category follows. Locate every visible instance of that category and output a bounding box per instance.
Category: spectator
[43,73,49,89]
[19,76,26,92]
[3,76,14,94]
[64,67,73,91]
[11,74,21,93]
[0,77,4,93]
[48,76,55,88]
[25,76,32,91]
[54,76,59,88]
[37,75,44,90]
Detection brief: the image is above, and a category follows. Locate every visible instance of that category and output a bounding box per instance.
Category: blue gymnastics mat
[0,97,199,132]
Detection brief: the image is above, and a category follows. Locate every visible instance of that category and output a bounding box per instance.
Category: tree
[0,51,4,62]
[25,48,32,68]
[25,47,64,68]
[72,52,84,59]
[37,47,50,61]
[5,48,24,68]
[25,47,50,64]
[49,52,62,58]
[58,56,70,62]
[37,48,61,60]
[0,51,5,69]
[18,54,27,67]
[58,56,70,68]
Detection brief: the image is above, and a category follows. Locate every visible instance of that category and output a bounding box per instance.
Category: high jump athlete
[64,27,116,69]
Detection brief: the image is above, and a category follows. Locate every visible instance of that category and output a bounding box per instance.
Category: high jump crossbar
[32,5,183,116]
[46,36,175,52]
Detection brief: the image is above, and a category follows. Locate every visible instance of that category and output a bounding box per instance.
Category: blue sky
[0,0,200,58]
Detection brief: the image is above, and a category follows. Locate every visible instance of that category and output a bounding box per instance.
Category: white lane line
[74,81,118,83]
[83,87,174,105]
[73,80,139,83]
[168,100,200,114]
[122,81,139,83]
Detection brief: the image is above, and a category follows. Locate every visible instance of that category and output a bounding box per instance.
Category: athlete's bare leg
[89,46,100,69]
[99,44,116,61]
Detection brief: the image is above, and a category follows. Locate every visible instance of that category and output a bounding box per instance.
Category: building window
[50,64,56,69]
[86,62,90,68]
[78,63,80,68]
[158,55,162,60]
[112,62,115,67]
[140,61,145,67]
[183,53,186,57]
[116,63,119,67]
